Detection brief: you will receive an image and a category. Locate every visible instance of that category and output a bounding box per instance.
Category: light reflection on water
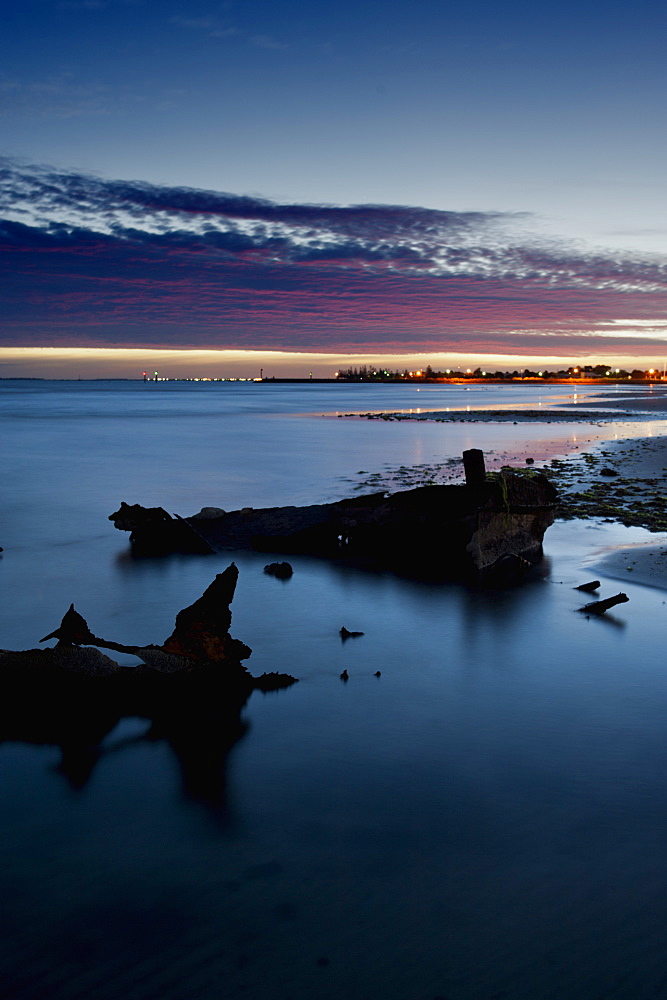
[2,381,667,999]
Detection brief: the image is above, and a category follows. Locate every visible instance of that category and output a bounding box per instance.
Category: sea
[3,378,667,1000]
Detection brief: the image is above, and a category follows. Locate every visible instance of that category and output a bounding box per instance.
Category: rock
[600,468,619,476]
[49,644,121,676]
[340,626,364,639]
[132,646,193,673]
[0,645,120,676]
[264,561,293,579]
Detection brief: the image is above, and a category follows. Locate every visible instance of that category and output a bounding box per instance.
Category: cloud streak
[1,159,666,356]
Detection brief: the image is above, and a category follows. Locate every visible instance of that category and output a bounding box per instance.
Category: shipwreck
[0,562,294,690]
[109,450,557,583]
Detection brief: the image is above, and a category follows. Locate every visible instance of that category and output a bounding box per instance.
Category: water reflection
[576,609,627,630]
[0,673,252,825]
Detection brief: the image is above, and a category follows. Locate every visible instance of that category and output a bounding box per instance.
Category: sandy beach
[568,430,667,588]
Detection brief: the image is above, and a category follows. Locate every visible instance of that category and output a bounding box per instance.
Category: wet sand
[569,431,667,588]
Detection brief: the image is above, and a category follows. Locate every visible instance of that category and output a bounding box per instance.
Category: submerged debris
[577,592,629,616]
[264,561,294,579]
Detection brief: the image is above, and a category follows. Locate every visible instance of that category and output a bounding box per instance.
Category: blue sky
[2,0,667,376]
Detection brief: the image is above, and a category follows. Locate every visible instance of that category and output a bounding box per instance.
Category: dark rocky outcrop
[109,453,557,584]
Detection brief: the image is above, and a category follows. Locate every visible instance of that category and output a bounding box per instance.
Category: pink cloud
[1,161,666,356]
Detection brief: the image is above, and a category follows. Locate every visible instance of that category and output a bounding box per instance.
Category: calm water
[3,380,667,999]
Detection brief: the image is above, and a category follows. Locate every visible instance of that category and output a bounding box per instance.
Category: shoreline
[560,433,667,591]
[340,401,667,591]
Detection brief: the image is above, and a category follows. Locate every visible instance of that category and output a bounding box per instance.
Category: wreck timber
[0,566,290,802]
[0,563,297,709]
[109,450,557,583]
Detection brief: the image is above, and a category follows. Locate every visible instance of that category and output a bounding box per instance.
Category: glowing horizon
[2,347,666,380]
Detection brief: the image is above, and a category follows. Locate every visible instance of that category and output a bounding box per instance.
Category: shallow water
[3,381,667,999]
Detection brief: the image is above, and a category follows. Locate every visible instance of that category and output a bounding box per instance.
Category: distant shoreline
[3,376,667,386]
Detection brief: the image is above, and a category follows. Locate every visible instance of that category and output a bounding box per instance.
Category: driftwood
[574,580,601,593]
[577,592,629,616]
[109,452,557,584]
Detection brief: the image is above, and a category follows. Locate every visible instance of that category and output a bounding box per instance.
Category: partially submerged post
[462,448,486,486]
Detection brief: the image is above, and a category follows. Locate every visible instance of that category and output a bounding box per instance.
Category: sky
[1,0,667,378]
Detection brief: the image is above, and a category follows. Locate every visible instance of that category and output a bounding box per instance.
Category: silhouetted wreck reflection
[0,682,252,820]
